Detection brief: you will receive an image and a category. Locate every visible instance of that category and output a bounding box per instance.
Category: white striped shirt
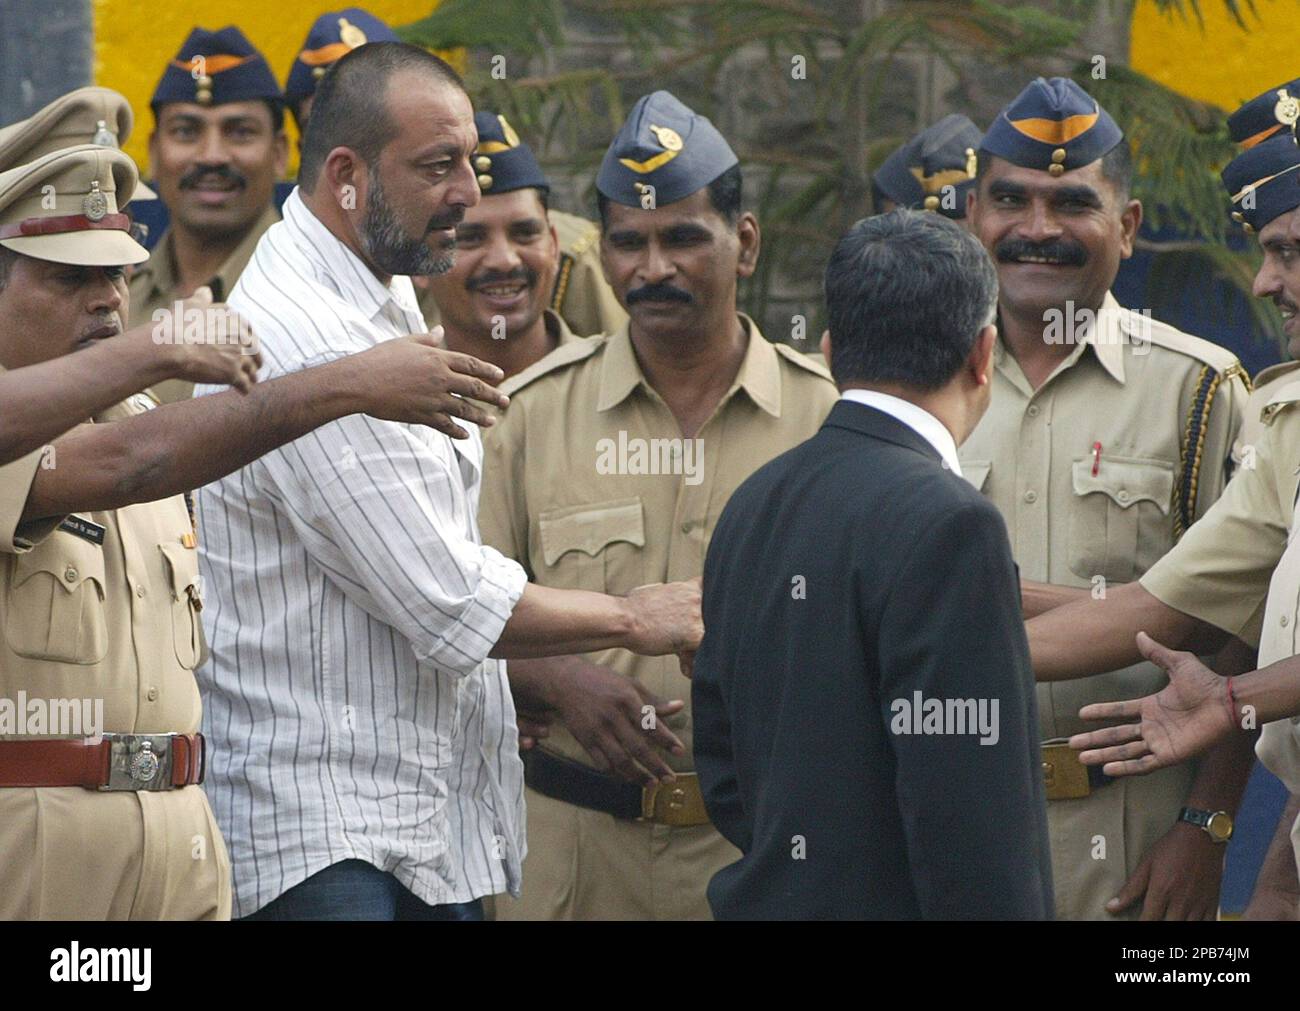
[194,188,529,917]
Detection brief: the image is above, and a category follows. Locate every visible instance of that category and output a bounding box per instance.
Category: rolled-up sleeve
[253,410,527,677]
[0,447,65,553]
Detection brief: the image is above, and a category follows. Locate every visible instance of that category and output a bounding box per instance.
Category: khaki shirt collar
[597,311,782,417]
[992,290,1127,391]
[135,204,280,304]
[544,308,581,348]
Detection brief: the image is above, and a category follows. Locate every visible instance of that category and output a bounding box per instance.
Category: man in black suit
[692,209,1053,920]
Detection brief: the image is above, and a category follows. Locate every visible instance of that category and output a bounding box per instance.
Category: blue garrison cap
[873,113,981,219]
[472,111,549,196]
[284,9,398,111]
[597,90,738,208]
[1227,80,1300,148]
[981,77,1122,177]
[151,26,281,113]
[1221,133,1300,234]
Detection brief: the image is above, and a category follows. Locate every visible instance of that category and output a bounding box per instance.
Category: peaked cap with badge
[151,26,282,113]
[284,8,398,114]
[873,113,981,219]
[473,110,549,195]
[982,76,1123,178]
[1227,78,1300,149]
[0,87,155,199]
[0,143,148,267]
[597,90,738,208]
[1221,133,1300,235]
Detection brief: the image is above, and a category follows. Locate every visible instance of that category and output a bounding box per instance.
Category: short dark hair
[152,98,284,135]
[0,246,15,292]
[975,139,1132,202]
[299,42,465,193]
[596,163,742,229]
[824,209,998,390]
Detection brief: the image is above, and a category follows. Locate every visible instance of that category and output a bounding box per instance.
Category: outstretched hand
[1069,631,1239,777]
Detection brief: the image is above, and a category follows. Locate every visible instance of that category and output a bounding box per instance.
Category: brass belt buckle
[640,774,709,826]
[100,733,175,791]
[1041,741,1091,801]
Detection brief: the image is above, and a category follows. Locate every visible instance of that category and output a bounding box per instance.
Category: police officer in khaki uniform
[1035,125,1300,917]
[960,78,1251,920]
[421,111,582,378]
[0,86,262,466]
[1226,80,1300,464]
[480,90,838,920]
[129,26,287,403]
[0,145,229,919]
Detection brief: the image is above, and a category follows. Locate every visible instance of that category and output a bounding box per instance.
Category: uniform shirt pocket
[159,542,206,670]
[4,532,108,664]
[1068,456,1174,583]
[536,497,646,594]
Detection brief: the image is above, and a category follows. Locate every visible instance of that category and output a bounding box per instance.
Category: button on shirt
[194,188,529,917]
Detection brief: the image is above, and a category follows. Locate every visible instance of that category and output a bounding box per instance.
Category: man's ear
[273,130,290,180]
[322,146,363,210]
[965,186,978,222]
[146,131,159,182]
[970,323,996,385]
[1118,197,1143,260]
[736,211,760,279]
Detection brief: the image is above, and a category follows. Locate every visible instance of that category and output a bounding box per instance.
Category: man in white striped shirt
[196,42,702,920]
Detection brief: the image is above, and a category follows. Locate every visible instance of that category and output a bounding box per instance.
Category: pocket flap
[1071,457,1174,514]
[158,541,201,601]
[962,459,991,491]
[539,498,645,567]
[11,531,106,597]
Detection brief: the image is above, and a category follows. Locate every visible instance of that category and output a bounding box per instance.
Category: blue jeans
[240,860,485,921]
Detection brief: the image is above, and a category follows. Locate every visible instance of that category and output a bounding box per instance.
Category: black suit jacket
[693,399,1053,920]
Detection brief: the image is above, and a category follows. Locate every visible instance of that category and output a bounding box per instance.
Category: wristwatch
[1179,806,1234,843]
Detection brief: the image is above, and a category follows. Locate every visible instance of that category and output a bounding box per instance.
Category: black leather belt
[522,747,711,826]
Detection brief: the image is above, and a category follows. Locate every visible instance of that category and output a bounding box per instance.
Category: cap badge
[339,17,368,48]
[965,147,977,178]
[83,180,108,221]
[498,115,521,149]
[92,120,117,148]
[1275,88,1300,130]
[650,125,683,152]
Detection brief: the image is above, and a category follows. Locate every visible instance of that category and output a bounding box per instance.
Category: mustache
[626,282,693,306]
[467,266,537,292]
[426,208,464,234]
[180,163,247,191]
[994,238,1088,267]
[1277,296,1299,315]
[79,314,122,341]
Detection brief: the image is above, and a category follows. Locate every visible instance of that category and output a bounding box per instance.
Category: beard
[359,171,456,277]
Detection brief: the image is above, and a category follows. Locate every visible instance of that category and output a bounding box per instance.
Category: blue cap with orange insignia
[597,90,738,208]
[284,9,398,114]
[1227,79,1300,149]
[472,111,549,195]
[1221,133,1300,234]
[981,77,1122,177]
[873,113,982,218]
[150,26,282,113]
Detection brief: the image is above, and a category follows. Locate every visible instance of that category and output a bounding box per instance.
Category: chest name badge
[58,515,106,545]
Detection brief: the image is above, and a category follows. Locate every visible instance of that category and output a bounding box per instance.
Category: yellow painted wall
[93,0,452,175]
[1131,0,1298,111]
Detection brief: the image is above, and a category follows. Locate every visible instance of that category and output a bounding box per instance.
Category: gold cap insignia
[650,125,683,152]
[312,66,327,80]
[498,115,520,149]
[83,180,108,221]
[339,17,368,49]
[1276,89,1300,129]
[477,173,494,190]
[92,120,117,148]
[474,155,492,172]
[965,147,977,178]
[923,195,940,211]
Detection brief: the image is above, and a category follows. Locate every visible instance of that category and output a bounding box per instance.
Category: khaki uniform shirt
[418,209,626,339]
[1235,360,1300,467]
[1143,379,1300,878]
[0,395,230,919]
[479,314,838,919]
[127,206,280,404]
[959,292,1248,919]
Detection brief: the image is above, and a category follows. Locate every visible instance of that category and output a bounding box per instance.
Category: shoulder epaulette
[1176,361,1242,539]
[772,342,834,381]
[1137,314,1245,375]
[501,333,607,397]
[550,251,575,313]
